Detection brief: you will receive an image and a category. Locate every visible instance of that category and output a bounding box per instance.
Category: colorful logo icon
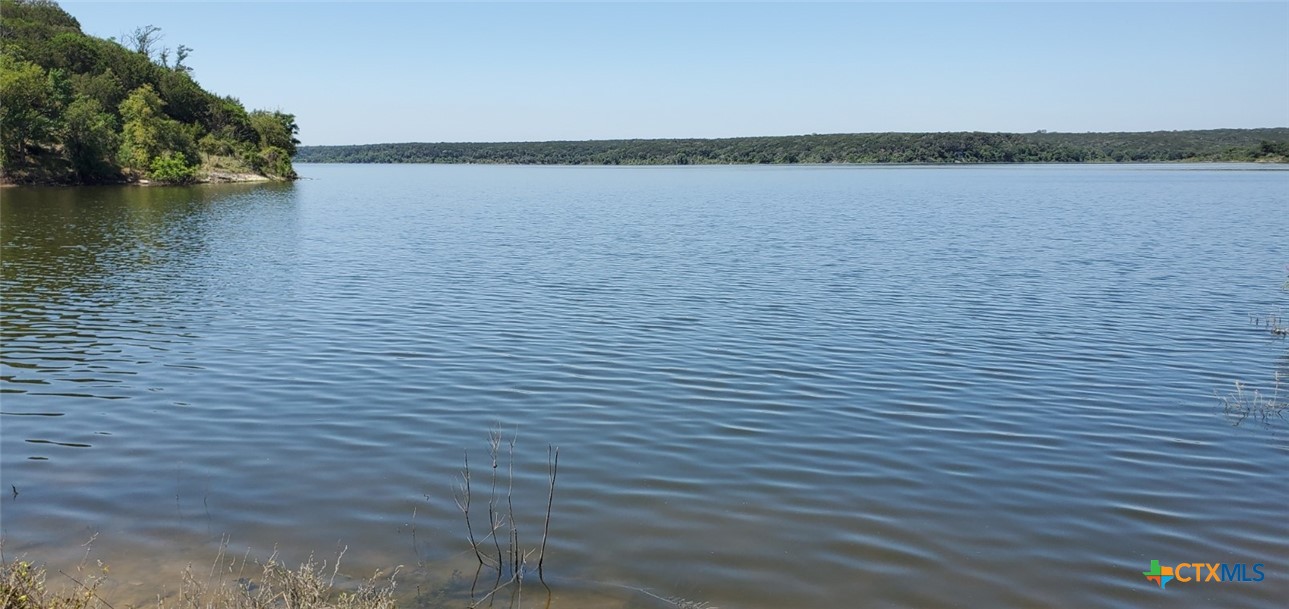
[1142,560,1265,588]
[1143,560,1175,588]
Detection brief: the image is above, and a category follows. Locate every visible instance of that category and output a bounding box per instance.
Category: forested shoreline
[0,0,298,186]
[297,129,1289,166]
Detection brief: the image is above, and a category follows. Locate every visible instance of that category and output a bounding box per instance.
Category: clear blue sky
[61,1,1289,146]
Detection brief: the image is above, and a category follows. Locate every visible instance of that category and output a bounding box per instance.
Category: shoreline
[293,158,1289,166]
[0,171,286,188]
[294,128,1289,166]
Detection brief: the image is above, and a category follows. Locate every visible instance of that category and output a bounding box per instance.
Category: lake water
[1,164,1286,608]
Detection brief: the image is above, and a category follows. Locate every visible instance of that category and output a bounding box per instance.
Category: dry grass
[1,544,398,609]
[1220,371,1287,429]
[0,557,108,609]
[1,536,109,609]
[170,545,398,609]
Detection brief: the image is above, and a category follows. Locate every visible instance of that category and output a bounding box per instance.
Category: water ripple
[1,165,1286,609]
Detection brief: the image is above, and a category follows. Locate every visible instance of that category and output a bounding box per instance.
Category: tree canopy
[296,129,1289,166]
[0,0,297,184]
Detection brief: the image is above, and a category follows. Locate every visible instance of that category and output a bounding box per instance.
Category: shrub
[149,151,197,184]
[198,133,234,156]
[258,145,295,178]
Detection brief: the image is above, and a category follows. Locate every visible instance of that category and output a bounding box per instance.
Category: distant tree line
[297,129,1289,166]
[0,0,298,185]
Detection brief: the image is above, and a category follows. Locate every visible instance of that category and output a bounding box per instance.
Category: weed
[1,536,110,609]
[1,543,397,609]
[1220,372,1287,429]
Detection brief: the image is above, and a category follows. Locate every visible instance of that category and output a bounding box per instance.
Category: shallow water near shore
[2,164,1287,608]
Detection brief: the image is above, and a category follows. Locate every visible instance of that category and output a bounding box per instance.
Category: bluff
[0,0,298,185]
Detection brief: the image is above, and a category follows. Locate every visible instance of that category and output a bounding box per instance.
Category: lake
[2,164,1286,608]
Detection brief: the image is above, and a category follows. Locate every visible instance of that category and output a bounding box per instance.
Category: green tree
[70,67,124,111]
[156,69,209,125]
[0,54,58,165]
[249,110,299,157]
[1256,140,1289,159]
[257,145,294,178]
[47,30,98,72]
[92,35,159,96]
[117,83,198,170]
[208,96,254,139]
[63,95,118,181]
[163,119,200,165]
[0,0,82,63]
[117,83,165,169]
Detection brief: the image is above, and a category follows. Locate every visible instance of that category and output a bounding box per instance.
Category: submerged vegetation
[0,0,297,185]
[1221,373,1286,429]
[0,432,565,609]
[1222,268,1289,430]
[296,128,1289,166]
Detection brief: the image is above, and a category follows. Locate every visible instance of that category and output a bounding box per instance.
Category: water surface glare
[2,164,1287,608]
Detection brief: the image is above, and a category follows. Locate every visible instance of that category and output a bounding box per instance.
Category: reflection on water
[1,165,1287,608]
[2,181,300,413]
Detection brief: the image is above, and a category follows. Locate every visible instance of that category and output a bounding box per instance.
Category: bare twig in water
[1251,313,1287,336]
[455,449,490,567]
[538,446,558,583]
[508,432,519,577]
[488,424,505,571]
[469,571,517,608]
[455,427,561,608]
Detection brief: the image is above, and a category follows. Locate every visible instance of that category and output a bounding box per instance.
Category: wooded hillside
[297,129,1289,166]
[0,0,298,185]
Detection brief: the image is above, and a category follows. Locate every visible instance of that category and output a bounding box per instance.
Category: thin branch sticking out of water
[453,427,559,608]
[1250,313,1287,336]
[537,446,558,582]
[455,449,488,568]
